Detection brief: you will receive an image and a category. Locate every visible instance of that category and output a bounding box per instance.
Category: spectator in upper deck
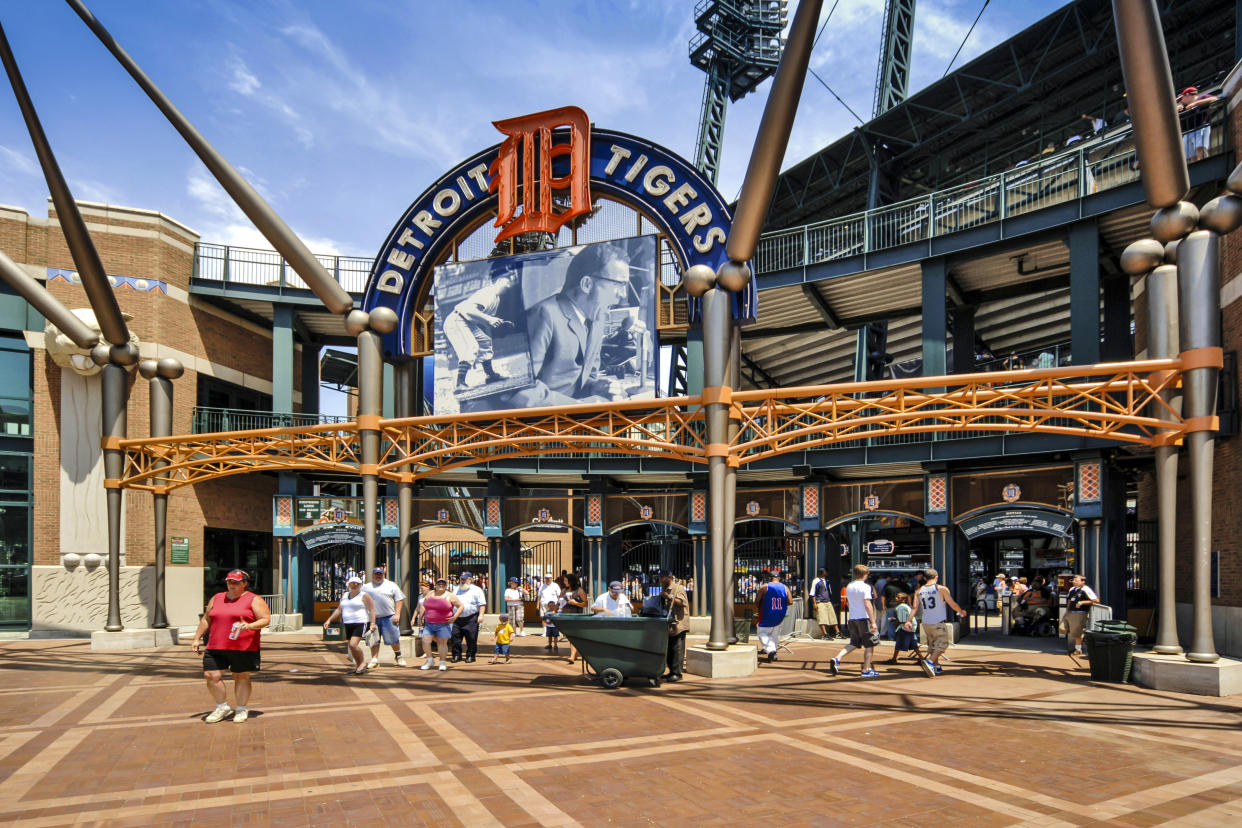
[1178,86,1218,161]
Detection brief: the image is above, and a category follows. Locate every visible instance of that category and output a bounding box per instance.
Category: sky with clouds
[0,0,1068,261]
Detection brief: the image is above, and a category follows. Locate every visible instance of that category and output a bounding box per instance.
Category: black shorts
[343,623,367,640]
[203,649,260,673]
[847,618,880,649]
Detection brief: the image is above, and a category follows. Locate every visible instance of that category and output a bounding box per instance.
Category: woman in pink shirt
[419,578,463,671]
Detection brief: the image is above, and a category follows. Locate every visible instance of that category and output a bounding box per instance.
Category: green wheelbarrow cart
[547,612,672,689]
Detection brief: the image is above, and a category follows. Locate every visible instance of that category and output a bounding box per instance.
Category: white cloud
[0,145,38,177]
[221,54,314,149]
[69,178,122,205]
[227,57,261,97]
[275,22,471,166]
[186,168,346,255]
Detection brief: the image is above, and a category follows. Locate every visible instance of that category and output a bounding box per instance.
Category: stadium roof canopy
[766,0,1237,230]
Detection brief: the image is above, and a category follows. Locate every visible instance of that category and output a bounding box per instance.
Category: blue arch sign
[362,126,754,358]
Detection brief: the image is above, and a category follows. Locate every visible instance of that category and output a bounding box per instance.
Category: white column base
[684,644,758,678]
[1131,652,1242,696]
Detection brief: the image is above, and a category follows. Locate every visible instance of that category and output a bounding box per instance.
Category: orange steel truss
[116,360,1186,493]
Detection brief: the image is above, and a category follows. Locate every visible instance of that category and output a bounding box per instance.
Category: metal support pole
[1146,264,1183,654]
[1178,230,1221,663]
[357,330,383,575]
[102,362,127,631]
[1110,0,1190,209]
[703,288,733,650]
[150,376,170,628]
[394,361,415,634]
[723,320,740,642]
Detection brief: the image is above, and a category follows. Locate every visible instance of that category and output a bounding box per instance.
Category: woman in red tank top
[190,570,271,723]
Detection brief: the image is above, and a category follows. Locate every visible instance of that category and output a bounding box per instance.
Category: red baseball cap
[225,570,248,582]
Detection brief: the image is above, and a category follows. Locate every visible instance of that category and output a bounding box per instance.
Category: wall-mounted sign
[1002,483,1021,503]
[437,508,450,522]
[640,505,653,520]
[299,524,368,550]
[746,500,760,516]
[959,508,1073,540]
[170,536,189,565]
[866,539,895,556]
[864,494,880,511]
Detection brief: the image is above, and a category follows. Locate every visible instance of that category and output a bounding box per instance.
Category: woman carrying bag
[323,575,376,674]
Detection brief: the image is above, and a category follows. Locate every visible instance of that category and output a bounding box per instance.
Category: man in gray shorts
[828,564,881,678]
[909,568,967,676]
[363,566,407,668]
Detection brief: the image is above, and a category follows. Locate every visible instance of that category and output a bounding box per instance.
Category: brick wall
[4,202,282,570]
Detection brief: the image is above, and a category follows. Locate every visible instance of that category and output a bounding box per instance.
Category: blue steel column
[272,305,294,413]
[921,259,948,380]
[1069,221,1101,366]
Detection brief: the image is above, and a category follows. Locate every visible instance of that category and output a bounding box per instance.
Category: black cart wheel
[600,668,624,689]
[649,676,661,688]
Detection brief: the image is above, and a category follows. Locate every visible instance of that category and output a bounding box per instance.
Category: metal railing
[193,243,372,294]
[753,106,1227,275]
[191,406,350,434]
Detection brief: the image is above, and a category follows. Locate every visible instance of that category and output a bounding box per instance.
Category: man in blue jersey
[754,571,789,664]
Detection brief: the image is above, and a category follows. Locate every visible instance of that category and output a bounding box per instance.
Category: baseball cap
[372,567,385,573]
[609,581,623,590]
[499,613,509,619]
[435,577,447,585]
[459,571,473,579]
[1180,86,1198,96]
[508,577,518,583]
[225,570,248,582]
[657,568,674,578]
[347,575,363,585]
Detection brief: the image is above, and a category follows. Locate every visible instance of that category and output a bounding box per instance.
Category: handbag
[363,625,381,647]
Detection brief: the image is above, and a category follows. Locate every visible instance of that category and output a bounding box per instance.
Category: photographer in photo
[512,242,632,406]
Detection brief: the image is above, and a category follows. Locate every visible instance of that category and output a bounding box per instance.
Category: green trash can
[733,615,752,643]
[1083,628,1136,682]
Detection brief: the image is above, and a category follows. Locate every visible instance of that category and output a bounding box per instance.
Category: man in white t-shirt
[503,577,528,636]
[536,575,562,649]
[827,564,881,678]
[450,572,487,663]
[591,581,634,617]
[363,567,407,668]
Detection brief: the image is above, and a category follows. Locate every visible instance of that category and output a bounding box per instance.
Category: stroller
[1010,603,1057,637]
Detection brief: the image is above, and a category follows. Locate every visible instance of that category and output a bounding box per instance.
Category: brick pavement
[0,634,1240,827]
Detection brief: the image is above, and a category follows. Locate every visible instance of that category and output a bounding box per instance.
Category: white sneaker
[395,657,408,667]
[367,658,380,669]
[438,660,447,671]
[420,658,434,671]
[205,702,233,723]
[233,706,249,723]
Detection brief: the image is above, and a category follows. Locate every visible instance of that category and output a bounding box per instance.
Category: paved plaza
[0,634,1240,827]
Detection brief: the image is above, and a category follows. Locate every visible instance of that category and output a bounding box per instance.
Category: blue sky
[0,0,1067,260]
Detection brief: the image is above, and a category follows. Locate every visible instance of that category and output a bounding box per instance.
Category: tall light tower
[872,0,916,118]
[856,0,916,385]
[689,0,789,185]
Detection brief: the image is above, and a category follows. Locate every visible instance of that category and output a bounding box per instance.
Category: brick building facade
[0,199,297,634]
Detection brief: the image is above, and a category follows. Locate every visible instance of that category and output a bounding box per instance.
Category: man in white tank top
[908,568,966,677]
